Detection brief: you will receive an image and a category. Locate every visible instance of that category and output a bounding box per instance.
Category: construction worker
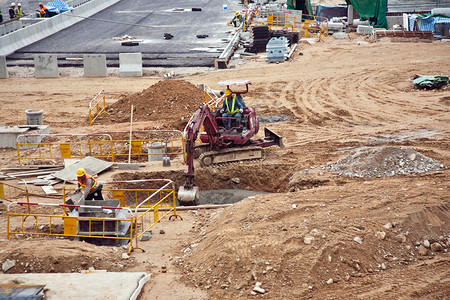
[9,3,16,19]
[75,168,104,201]
[0,9,3,23]
[15,3,23,17]
[231,11,243,27]
[36,2,47,18]
[220,89,246,130]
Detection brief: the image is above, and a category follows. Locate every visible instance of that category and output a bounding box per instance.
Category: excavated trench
[111,163,318,205]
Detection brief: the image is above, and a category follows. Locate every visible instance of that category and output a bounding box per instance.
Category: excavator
[177,80,284,206]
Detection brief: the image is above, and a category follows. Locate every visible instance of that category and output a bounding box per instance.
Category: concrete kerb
[0,0,122,57]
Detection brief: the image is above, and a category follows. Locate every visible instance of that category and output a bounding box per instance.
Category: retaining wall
[0,0,121,56]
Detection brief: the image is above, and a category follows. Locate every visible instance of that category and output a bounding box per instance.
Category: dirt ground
[0,31,449,299]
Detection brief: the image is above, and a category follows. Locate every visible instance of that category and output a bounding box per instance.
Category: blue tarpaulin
[46,0,73,13]
[408,14,450,33]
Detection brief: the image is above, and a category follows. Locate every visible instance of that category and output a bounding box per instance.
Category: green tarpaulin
[287,0,313,16]
[346,0,388,29]
[413,74,449,89]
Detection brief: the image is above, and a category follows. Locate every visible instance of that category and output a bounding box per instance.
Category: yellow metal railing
[16,131,186,165]
[0,181,30,203]
[89,89,110,126]
[248,9,328,38]
[7,179,182,254]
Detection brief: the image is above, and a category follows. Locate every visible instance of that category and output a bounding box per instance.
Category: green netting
[347,0,388,29]
[286,0,313,16]
[413,74,449,89]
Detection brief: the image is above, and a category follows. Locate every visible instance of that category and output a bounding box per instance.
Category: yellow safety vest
[225,96,239,114]
[77,174,97,192]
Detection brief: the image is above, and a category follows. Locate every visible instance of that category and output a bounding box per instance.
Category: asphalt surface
[3,0,244,67]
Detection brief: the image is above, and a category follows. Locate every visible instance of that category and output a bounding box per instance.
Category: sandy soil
[0,32,449,299]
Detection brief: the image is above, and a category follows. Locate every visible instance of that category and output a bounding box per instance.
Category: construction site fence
[7,179,182,254]
[16,130,185,165]
[247,9,329,37]
[89,89,109,126]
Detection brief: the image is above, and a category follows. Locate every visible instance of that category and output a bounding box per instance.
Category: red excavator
[178,80,284,206]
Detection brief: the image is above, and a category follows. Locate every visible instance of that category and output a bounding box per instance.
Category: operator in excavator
[220,88,246,130]
[75,168,104,201]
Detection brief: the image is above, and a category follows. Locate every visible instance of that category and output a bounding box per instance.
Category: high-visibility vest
[77,174,98,192]
[225,96,239,114]
[15,7,22,17]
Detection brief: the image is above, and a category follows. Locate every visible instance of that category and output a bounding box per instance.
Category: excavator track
[199,146,265,167]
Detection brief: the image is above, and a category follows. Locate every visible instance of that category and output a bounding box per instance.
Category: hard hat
[11,2,16,6]
[224,89,232,96]
[76,168,86,177]
[39,2,43,5]
[17,3,21,6]
[235,11,240,16]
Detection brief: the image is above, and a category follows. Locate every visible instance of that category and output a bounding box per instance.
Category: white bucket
[223,4,228,10]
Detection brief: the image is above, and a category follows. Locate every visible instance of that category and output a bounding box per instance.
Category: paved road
[5,0,243,67]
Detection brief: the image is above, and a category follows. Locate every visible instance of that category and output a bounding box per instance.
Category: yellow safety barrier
[89,89,110,126]
[0,182,30,203]
[7,201,135,252]
[131,179,182,252]
[15,130,186,165]
[16,133,114,165]
[248,9,328,38]
[7,179,182,254]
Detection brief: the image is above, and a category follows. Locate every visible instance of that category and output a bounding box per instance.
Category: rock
[326,278,333,285]
[354,236,363,244]
[423,240,430,248]
[231,178,240,184]
[376,231,386,240]
[417,245,428,256]
[431,242,443,252]
[2,259,15,272]
[253,285,265,294]
[408,153,416,160]
[304,236,314,244]
[160,229,165,234]
[380,263,386,270]
[395,234,406,243]
[140,230,152,241]
[122,253,130,259]
[384,223,393,230]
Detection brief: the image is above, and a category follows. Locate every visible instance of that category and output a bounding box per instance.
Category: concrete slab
[0,125,50,149]
[119,53,143,77]
[0,56,8,79]
[0,272,150,300]
[83,54,107,77]
[34,54,59,78]
[51,156,114,181]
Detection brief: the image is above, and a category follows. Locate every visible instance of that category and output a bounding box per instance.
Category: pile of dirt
[325,146,444,178]
[97,79,206,130]
[0,240,135,274]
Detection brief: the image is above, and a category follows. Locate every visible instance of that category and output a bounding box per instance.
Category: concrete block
[0,125,50,149]
[0,56,8,79]
[34,54,59,78]
[83,54,107,77]
[357,25,373,35]
[119,53,142,77]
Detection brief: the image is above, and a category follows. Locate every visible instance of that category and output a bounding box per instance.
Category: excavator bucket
[264,127,284,148]
[178,185,199,206]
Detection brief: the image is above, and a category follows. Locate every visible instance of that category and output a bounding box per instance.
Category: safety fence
[89,89,109,126]
[247,9,329,38]
[0,182,30,203]
[16,130,186,165]
[6,179,182,254]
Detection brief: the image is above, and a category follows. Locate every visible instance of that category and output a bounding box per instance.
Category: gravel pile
[326,146,444,178]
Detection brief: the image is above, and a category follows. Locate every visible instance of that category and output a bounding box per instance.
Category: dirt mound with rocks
[326,147,444,178]
[97,79,206,130]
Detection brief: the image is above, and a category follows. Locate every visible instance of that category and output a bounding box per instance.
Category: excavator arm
[178,105,220,205]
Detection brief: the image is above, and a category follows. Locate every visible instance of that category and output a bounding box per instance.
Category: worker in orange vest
[36,2,47,18]
[75,168,104,200]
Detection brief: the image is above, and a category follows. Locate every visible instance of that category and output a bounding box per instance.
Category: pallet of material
[375,30,433,39]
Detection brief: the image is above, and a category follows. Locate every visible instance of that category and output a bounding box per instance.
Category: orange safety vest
[225,96,239,114]
[77,174,97,192]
